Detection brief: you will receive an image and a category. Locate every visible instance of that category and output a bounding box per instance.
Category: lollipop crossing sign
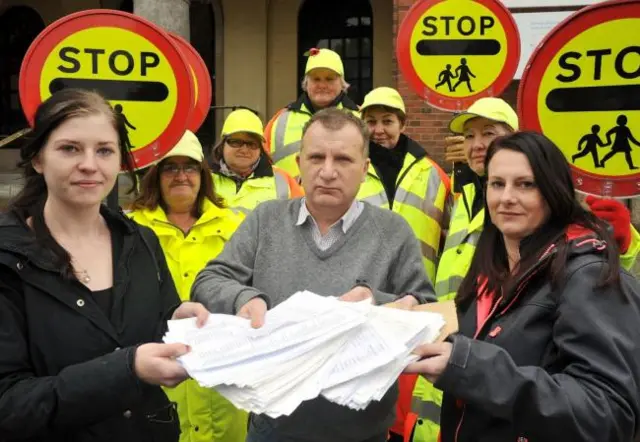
[19,10,197,169]
[519,0,640,198]
[396,0,520,112]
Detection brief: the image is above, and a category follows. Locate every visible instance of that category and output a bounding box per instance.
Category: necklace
[77,268,91,284]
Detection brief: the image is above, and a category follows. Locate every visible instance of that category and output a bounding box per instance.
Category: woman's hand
[404,342,453,383]
[171,301,210,327]
[134,343,190,387]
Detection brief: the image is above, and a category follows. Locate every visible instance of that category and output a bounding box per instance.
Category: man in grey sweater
[192,108,436,442]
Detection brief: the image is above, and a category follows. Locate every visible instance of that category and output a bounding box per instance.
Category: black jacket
[0,206,181,442]
[437,227,640,442]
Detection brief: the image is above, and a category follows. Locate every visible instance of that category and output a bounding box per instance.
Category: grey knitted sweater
[191,198,435,441]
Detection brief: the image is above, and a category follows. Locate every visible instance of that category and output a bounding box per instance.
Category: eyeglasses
[160,163,200,176]
[226,138,261,150]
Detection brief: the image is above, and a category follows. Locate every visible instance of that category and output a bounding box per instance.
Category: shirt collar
[295,198,362,234]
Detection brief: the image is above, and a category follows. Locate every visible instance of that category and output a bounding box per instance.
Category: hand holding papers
[164,291,448,418]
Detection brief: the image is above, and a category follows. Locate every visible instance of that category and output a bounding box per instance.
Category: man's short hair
[301,108,370,157]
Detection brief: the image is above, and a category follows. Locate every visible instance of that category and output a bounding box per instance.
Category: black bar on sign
[545,85,640,112]
[415,39,501,56]
[49,78,169,102]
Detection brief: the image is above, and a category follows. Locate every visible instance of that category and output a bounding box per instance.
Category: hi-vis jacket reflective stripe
[434,182,483,301]
[128,201,248,442]
[356,140,451,282]
[266,93,360,180]
[621,224,640,272]
[212,157,303,214]
[407,182,482,442]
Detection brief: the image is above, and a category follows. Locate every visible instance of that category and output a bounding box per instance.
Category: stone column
[134,0,190,40]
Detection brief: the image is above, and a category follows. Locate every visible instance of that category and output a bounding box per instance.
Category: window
[0,6,44,142]
[298,0,373,104]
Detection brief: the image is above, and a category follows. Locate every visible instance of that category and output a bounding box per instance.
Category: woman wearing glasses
[211,109,302,213]
[128,131,248,442]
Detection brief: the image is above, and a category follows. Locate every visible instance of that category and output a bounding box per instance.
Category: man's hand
[339,286,374,303]
[444,135,466,163]
[404,342,453,383]
[384,295,419,310]
[237,297,267,328]
[172,302,210,327]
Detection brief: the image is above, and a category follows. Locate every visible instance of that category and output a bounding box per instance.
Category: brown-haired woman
[211,109,302,214]
[129,130,247,442]
[0,88,209,441]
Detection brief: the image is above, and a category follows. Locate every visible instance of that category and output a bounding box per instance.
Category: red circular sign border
[170,32,213,133]
[396,0,521,112]
[19,9,194,170]
[518,0,640,199]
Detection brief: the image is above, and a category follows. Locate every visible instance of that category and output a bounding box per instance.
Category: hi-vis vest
[213,165,302,214]
[266,96,360,180]
[408,182,483,442]
[621,225,640,272]
[356,145,451,282]
[434,182,484,301]
[128,201,248,442]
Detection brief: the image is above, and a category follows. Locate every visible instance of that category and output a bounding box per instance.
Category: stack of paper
[164,291,445,418]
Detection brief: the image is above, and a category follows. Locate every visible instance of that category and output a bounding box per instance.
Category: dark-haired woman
[129,130,247,442]
[0,89,209,442]
[406,131,640,442]
[211,109,302,214]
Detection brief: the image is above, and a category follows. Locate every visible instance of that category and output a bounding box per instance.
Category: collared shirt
[295,198,364,250]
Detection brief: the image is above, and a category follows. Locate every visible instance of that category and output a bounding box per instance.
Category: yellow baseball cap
[221,109,265,141]
[162,130,204,163]
[305,48,344,77]
[448,97,519,134]
[360,87,406,116]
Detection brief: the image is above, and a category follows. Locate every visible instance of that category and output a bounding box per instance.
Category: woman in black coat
[406,131,640,442]
[0,88,209,442]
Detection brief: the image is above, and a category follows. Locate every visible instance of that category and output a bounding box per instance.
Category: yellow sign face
[409,0,508,98]
[537,19,640,178]
[40,27,177,152]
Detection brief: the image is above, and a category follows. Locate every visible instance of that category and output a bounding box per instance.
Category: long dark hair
[456,131,620,307]
[131,158,225,217]
[8,88,138,278]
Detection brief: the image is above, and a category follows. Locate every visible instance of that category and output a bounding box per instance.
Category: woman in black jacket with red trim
[406,131,640,442]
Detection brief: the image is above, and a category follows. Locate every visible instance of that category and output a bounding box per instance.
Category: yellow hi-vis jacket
[265,93,360,180]
[212,156,303,214]
[128,200,247,442]
[356,139,452,282]
[622,224,640,271]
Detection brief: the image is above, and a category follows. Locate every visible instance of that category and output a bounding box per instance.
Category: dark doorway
[0,6,45,142]
[298,0,373,104]
[190,1,216,149]
[119,0,134,12]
